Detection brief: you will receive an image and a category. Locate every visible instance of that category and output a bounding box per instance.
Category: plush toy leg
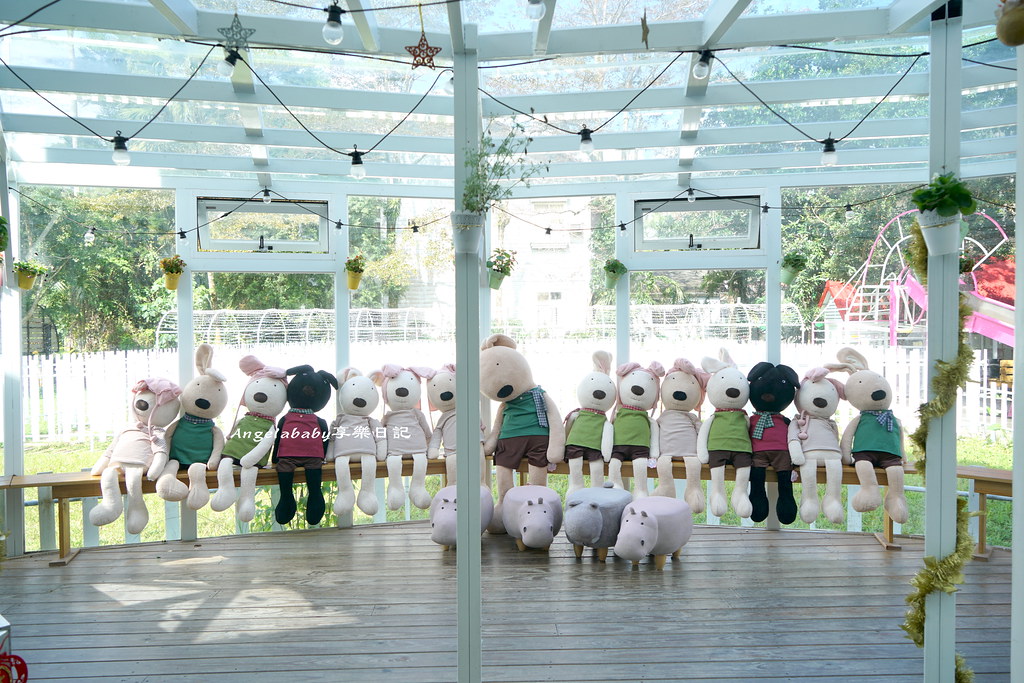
[682,457,705,513]
[708,466,728,517]
[334,456,354,519]
[798,460,821,524]
[409,453,431,510]
[155,460,188,501]
[488,466,514,534]
[822,459,844,524]
[652,456,675,498]
[567,458,585,496]
[305,467,326,526]
[186,462,211,510]
[731,466,753,518]
[445,454,457,486]
[275,470,297,524]
[608,458,624,490]
[748,467,769,522]
[357,455,379,517]
[588,458,605,488]
[386,455,406,511]
[527,464,547,487]
[235,466,259,523]
[883,465,908,524]
[209,459,238,512]
[90,466,124,527]
[631,458,648,499]
[123,465,149,535]
[852,460,882,512]
[775,470,797,525]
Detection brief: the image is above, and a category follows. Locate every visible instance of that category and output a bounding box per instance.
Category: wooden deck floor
[0,523,1011,682]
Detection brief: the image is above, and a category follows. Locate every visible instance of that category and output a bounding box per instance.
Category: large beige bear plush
[480,334,565,534]
[90,378,182,534]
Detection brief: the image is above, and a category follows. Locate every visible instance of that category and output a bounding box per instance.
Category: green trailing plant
[159,254,186,274]
[959,257,976,274]
[603,258,627,276]
[345,253,366,274]
[911,172,978,217]
[0,215,8,252]
[486,248,517,276]
[461,122,546,215]
[13,259,47,276]
[781,252,808,271]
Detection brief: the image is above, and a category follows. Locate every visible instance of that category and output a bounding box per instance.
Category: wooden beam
[148,0,199,36]
[702,0,754,46]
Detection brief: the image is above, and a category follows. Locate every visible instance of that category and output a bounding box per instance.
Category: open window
[634,196,761,251]
[197,197,331,253]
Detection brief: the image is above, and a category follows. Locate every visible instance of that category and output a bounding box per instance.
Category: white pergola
[0,1,1020,681]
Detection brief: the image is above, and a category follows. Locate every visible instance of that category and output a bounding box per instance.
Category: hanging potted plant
[911,172,977,255]
[485,248,516,290]
[997,1,1024,46]
[13,259,47,291]
[159,254,186,291]
[345,253,366,290]
[780,252,808,286]
[453,121,546,254]
[603,258,627,288]
[959,256,977,292]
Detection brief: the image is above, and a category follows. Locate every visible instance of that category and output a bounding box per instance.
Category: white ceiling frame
[702,0,755,46]
[447,0,464,54]
[147,0,199,36]
[343,0,381,53]
[532,1,557,57]
[887,0,949,34]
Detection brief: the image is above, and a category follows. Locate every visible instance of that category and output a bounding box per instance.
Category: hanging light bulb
[217,48,240,78]
[111,132,130,166]
[335,220,343,231]
[178,230,187,240]
[578,127,594,154]
[820,137,838,166]
[262,188,272,205]
[322,2,345,46]
[845,204,854,220]
[545,227,552,235]
[412,224,419,233]
[619,222,626,232]
[762,203,770,214]
[349,147,366,179]
[443,77,455,95]
[692,50,714,80]
[686,188,696,203]
[526,0,546,21]
[83,227,96,246]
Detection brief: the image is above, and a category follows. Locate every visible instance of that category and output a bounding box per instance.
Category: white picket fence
[6,342,1014,445]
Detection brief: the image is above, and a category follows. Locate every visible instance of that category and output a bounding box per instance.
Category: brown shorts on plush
[611,444,649,462]
[752,449,793,471]
[275,456,324,473]
[853,450,903,469]
[707,450,753,469]
[495,434,550,469]
[565,445,603,462]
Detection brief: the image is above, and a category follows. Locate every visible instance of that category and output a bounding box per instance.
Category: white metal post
[1,174,25,557]
[763,184,782,365]
[923,7,961,680]
[1011,41,1024,683]
[614,192,631,365]
[334,191,350,373]
[453,23,482,683]
[173,189,197,542]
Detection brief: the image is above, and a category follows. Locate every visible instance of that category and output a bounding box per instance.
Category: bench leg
[48,498,81,566]
[873,511,901,551]
[973,494,992,561]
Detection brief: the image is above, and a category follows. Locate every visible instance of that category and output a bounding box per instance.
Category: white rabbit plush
[610,361,665,499]
[563,351,616,496]
[788,367,848,524]
[90,378,181,534]
[426,364,487,487]
[209,355,288,522]
[654,358,710,511]
[328,367,386,519]
[697,348,753,518]
[149,343,229,511]
[369,364,435,511]
[830,347,908,524]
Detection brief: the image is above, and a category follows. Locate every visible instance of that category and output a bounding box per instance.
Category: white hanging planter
[917,209,962,256]
[451,211,484,254]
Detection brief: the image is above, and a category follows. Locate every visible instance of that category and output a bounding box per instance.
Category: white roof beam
[447,0,464,53]
[702,0,754,46]
[887,0,948,34]
[532,1,557,56]
[148,0,199,36]
[343,0,381,53]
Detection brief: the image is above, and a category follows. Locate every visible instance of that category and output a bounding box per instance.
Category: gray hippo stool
[564,482,633,562]
[613,496,694,569]
[428,485,494,550]
[501,485,563,551]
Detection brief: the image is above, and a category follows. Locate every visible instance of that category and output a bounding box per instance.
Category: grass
[0,434,1014,552]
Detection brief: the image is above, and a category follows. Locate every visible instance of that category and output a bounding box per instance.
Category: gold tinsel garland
[900,222,977,682]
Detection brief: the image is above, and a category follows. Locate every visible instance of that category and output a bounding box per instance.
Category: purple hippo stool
[428,485,494,550]
[501,485,563,551]
[564,482,633,562]
[613,496,694,569]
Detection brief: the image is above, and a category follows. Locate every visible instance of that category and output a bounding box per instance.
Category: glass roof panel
[549,0,710,30]
[191,0,311,20]
[742,0,889,16]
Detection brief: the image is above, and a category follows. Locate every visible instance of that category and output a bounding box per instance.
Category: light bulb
[262,188,272,204]
[323,4,345,46]
[349,148,366,179]
[845,204,854,220]
[443,77,455,95]
[687,188,696,203]
[578,127,594,153]
[83,228,96,246]
[527,0,546,21]
[111,133,130,166]
[692,50,713,80]
[217,49,239,78]
[820,137,838,166]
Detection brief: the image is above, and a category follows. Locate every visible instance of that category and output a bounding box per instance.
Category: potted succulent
[997,1,1024,46]
[603,258,627,288]
[452,122,546,254]
[485,248,516,290]
[345,253,366,290]
[159,254,186,291]
[911,172,977,255]
[13,258,47,291]
[780,252,808,286]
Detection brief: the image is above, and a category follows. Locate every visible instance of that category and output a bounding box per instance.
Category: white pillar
[923,7,961,680]
[453,24,482,683]
[763,183,782,364]
[1,172,25,557]
[1010,39,1024,683]
[334,191,350,372]
[614,192,631,364]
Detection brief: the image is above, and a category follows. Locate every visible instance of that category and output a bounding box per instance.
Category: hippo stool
[501,485,563,551]
[564,482,633,562]
[428,485,494,550]
[613,496,694,569]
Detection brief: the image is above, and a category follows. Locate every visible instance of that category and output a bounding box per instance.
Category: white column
[763,184,782,364]
[923,7,961,680]
[334,191,350,372]
[1,173,25,557]
[614,192,631,364]
[453,23,482,683]
[1010,40,1024,683]
[173,189,197,542]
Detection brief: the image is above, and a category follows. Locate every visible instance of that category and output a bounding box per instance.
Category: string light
[619,222,626,232]
[178,230,187,240]
[692,50,713,80]
[762,203,770,214]
[578,127,594,153]
[262,188,272,204]
[820,137,838,166]
[217,48,240,78]
[335,220,343,230]
[111,132,130,166]
[526,0,546,21]
[686,188,696,203]
[349,146,366,179]
[412,224,419,233]
[443,77,455,95]
[545,227,552,235]
[322,2,345,45]
[845,204,854,220]
[83,226,96,246]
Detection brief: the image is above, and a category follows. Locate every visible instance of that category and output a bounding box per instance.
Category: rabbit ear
[339,367,362,382]
[827,377,847,401]
[702,356,728,374]
[836,347,869,372]
[592,350,613,375]
[617,362,641,378]
[440,363,456,375]
[195,343,214,374]
[824,362,855,376]
[206,368,227,383]
[368,370,385,387]
[648,361,666,378]
[408,366,436,381]
[482,334,516,351]
[779,364,800,386]
[719,347,737,368]
[318,370,338,390]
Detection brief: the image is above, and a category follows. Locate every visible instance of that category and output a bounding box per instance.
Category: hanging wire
[265,0,461,12]
[962,57,1017,71]
[265,188,448,230]
[0,0,64,37]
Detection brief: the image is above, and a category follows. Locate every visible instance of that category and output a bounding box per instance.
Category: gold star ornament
[406,32,441,69]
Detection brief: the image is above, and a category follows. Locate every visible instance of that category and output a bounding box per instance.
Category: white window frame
[634,196,761,251]
[197,198,331,253]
